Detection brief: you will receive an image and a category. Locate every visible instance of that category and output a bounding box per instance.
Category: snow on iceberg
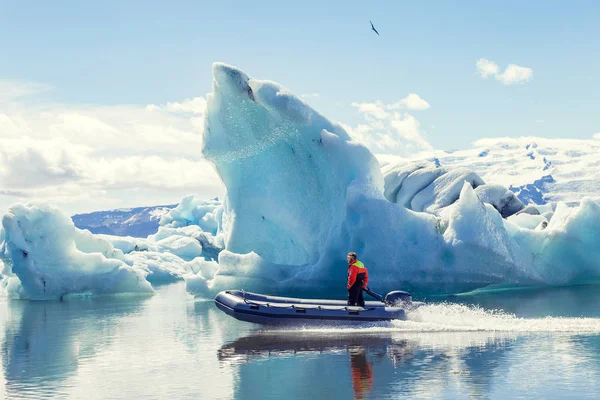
[185,63,600,297]
[1,203,154,300]
[381,160,524,218]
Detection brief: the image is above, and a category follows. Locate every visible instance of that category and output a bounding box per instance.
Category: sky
[1,0,599,214]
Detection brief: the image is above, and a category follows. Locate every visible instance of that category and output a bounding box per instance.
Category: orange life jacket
[347,260,369,290]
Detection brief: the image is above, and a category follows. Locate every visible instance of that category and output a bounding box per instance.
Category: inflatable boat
[214,289,422,325]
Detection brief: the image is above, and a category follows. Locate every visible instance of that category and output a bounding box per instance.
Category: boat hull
[214,290,412,326]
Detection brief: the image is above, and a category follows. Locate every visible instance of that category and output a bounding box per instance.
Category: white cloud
[351,101,389,120]
[389,113,433,150]
[497,64,533,85]
[593,133,600,140]
[0,138,89,189]
[390,94,430,111]
[352,93,431,121]
[147,97,207,114]
[0,84,223,214]
[476,59,499,78]
[477,58,533,85]
[348,100,434,155]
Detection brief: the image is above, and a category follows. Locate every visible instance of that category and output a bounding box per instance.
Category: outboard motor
[384,291,412,306]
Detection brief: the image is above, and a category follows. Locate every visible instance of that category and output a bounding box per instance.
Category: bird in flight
[370,20,380,35]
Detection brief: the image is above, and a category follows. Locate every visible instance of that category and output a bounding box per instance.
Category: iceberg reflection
[1,297,146,397]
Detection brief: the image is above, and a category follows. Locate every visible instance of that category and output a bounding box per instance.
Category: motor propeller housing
[384,291,412,306]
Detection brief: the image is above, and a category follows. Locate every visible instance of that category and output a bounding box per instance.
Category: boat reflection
[218,332,414,363]
[218,330,520,399]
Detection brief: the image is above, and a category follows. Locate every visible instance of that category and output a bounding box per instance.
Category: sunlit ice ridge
[2,62,600,300]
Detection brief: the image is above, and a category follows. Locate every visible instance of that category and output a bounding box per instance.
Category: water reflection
[3,283,600,399]
[349,347,372,400]
[2,297,147,398]
[218,331,520,399]
[0,283,251,400]
[218,332,411,362]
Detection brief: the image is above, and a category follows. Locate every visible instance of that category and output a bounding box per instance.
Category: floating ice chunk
[1,203,154,300]
[159,195,223,235]
[381,162,425,203]
[507,213,547,230]
[534,198,600,283]
[97,235,150,254]
[475,184,525,218]
[185,257,223,296]
[382,161,486,215]
[395,165,445,209]
[153,235,203,261]
[517,204,541,216]
[412,168,485,213]
[102,225,221,262]
[149,225,223,261]
[545,202,571,229]
[74,229,126,261]
[186,250,299,297]
[187,257,220,277]
[442,183,531,284]
[149,225,202,241]
[3,276,26,298]
[124,251,191,284]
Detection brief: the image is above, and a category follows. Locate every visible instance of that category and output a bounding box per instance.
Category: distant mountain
[72,205,176,237]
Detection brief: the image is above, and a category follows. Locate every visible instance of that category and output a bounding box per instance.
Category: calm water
[3,283,600,399]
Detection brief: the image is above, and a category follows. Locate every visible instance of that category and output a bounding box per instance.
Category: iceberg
[185,63,600,297]
[0,196,227,298]
[159,195,223,235]
[1,203,154,300]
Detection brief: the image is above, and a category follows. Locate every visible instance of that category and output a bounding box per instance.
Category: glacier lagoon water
[2,283,600,399]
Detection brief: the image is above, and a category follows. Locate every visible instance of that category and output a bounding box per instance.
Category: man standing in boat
[347,252,369,307]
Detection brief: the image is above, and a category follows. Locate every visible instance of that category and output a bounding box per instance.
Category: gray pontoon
[214,289,421,325]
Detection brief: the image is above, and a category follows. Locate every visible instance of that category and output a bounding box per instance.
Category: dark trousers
[348,283,365,307]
